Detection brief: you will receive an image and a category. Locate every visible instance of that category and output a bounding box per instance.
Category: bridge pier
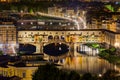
[35,43,44,54]
[36,44,40,53]
[36,41,83,57]
[68,43,73,56]
[73,43,81,56]
[40,43,44,53]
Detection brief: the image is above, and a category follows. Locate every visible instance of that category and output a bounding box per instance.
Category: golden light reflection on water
[62,56,115,74]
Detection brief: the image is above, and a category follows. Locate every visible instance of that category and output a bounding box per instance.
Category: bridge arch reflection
[43,43,69,56]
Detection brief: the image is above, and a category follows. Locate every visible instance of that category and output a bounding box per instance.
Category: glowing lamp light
[50,22,52,25]
[59,43,61,45]
[59,47,62,51]
[59,23,61,25]
[114,42,119,47]
[21,22,24,25]
[31,22,33,25]
[99,74,102,77]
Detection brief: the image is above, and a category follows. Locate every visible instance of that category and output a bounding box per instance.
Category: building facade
[0,0,19,3]
[0,24,17,55]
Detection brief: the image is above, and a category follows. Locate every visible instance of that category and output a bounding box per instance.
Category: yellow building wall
[0,0,19,2]
[0,66,37,80]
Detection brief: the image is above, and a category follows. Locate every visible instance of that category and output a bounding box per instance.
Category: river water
[61,54,119,74]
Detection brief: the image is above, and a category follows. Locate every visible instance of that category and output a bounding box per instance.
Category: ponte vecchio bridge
[18,29,104,56]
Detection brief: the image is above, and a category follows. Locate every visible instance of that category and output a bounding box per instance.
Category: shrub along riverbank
[85,43,120,65]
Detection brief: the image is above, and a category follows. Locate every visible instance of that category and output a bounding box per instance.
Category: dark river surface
[61,54,120,75]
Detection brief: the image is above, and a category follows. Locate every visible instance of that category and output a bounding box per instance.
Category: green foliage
[109,47,116,53]
[85,43,92,47]
[17,51,25,56]
[105,5,114,12]
[32,64,80,80]
[104,47,116,55]
[85,43,120,64]
[85,43,100,49]
[102,70,119,80]
[99,48,106,52]
[92,43,100,48]
[0,1,53,12]
[29,9,34,14]
[68,71,80,80]
[32,64,64,80]
[98,47,120,64]
[0,50,3,55]
[99,50,109,59]
[85,43,118,64]
[32,64,120,80]
[107,55,115,63]
[81,73,93,80]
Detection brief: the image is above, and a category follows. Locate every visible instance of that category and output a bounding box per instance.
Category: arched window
[48,35,53,40]
[61,35,65,40]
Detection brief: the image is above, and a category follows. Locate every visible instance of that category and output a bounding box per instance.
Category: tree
[68,71,80,80]
[109,47,116,55]
[0,50,3,55]
[102,70,119,80]
[32,63,81,80]
[32,63,62,80]
[81,73,93,80]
